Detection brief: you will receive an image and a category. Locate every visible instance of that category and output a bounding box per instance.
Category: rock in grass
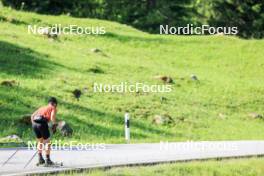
[2,134,23,143]
[57,121,73,136]
[160,96,167,102]
[154,76,173,84]
[153,115,173,125]
[39,27,59,39]
[91,48,101,53]
[1,80,17,87]
[190,74,198,81]
[72,89,82,100]
[90,48,108,57]
[249,112,263,119]
[83,87,89,93]
[38,27,49,36]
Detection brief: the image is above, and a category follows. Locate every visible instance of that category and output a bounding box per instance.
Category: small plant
[87,66,104,74]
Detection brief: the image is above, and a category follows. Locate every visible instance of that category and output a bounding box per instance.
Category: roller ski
[36,162,63,167]
[37,158,63,167]
[36,156,45,166]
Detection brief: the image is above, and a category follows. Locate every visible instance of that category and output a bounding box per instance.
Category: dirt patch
[154,76,173,84]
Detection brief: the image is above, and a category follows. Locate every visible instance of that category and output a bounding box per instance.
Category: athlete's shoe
[37,157,45,165]
[45,158,54,165]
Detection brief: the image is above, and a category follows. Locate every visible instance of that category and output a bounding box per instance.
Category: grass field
[62,157,264,176]
[0,7,264,143]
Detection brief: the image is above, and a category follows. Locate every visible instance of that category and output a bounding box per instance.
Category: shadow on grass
[0,41,72,78]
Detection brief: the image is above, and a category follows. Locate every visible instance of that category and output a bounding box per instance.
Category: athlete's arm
[50,108,58,133]
[50,108,57,124]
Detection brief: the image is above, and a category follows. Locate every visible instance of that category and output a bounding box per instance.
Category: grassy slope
[67,158,264,176]
[0,7,264,143]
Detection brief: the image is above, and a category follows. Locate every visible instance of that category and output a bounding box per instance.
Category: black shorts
[32,121,50,140]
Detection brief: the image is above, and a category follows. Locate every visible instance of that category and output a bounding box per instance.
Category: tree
[210,0,264,38]
[1,0,101,16]
[103,0,195,33]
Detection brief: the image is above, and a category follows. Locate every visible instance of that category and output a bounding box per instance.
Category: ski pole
[23,150,38,168]
[1,149,19,167]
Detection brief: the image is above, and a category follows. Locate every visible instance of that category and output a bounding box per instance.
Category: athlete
[31,97,58,165]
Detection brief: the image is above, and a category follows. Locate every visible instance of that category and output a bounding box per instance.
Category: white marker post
[125,113,130,143]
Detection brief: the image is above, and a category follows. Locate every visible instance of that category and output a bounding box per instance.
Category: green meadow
[0,7,264,144]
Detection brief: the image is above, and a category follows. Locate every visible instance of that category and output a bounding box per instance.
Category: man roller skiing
[31,97,58,165]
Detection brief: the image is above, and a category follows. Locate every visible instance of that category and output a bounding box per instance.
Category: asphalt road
[1,140,264,176]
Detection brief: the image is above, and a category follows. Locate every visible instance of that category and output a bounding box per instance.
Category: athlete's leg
[33,122,45,164]
[37,138,44,154]
[42,122,53,164]
[37,138,45,164]
[43,138,51,155]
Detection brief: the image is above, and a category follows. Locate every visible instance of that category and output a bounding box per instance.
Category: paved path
[1,141,264,176]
